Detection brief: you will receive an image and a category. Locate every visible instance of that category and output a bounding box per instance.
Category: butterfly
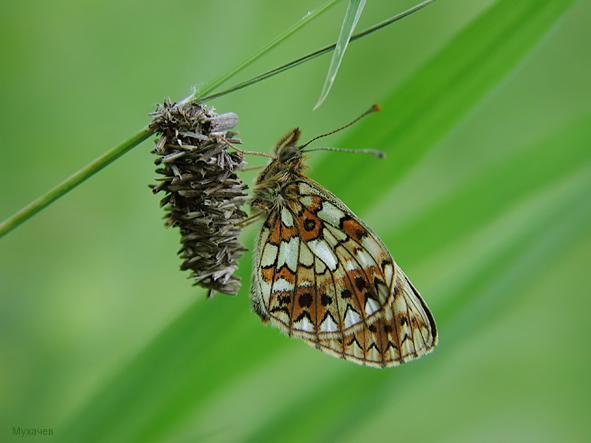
[249,126,437,368]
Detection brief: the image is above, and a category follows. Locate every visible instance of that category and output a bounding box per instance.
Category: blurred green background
[1,0,590,441]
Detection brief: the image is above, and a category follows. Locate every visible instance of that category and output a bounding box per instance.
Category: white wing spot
[375,279,390,303]
[365,298,381,316]
[259,278,272,306]
[361,236,384,259]
[344,307,361,328]
[315,257,327,274]
[298,182,316,196]
[308,239,338,271]
[326,224,347,241]
[278,236,299,272]
[281,207,294,227]
[345,258,357,271]
[385,342,401,362]
[300,195,314,207]
[273,278,294,292]
[323,228,338,247]
[261,243,278,267]
[393,295,408,315]
[317,201,345,227]
[295,315,314,332]
[273,309,290,326]
[366,345,381,363]
[299,280,313,288]
[355,248,376,269]
[299,242,314,267]
[348,337,364,357]
[383,263,394,285]
[320,315,338,333]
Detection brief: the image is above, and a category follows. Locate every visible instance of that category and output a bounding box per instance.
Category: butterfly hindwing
[304,266,437,367]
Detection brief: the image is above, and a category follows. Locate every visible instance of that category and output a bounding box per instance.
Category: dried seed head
[149,99,247,297]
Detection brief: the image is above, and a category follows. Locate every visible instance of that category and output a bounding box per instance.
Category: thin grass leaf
[0,128,152,237]
[199,0,436,103]
[310,0,578,213]
[192,0,342,101]
[386,114,591,266]
[58,297,273,442]
[438,167,591,339]
[344,168,591,442]
[314,0,367,110]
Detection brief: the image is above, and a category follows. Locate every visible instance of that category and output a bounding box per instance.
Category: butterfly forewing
[254,179,395,338]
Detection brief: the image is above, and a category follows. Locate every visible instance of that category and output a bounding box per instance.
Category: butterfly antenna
[300,105,385,158]
[300,104,381,148]
[304,145,386,158]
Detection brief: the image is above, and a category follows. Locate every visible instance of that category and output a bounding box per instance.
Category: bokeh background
[1,0,590,441]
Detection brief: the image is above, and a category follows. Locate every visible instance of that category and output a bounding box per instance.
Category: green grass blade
[309,0,578,213]
[200,0,436,103]
[0,127,152,238]
[345,168,591,442]
[385,115,591,266]
[192,0,342,101]
[314,0,367,110]
[58,296,276,442]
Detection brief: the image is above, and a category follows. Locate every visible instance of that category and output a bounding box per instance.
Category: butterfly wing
[303,267,437,368]
[250,177,437,368]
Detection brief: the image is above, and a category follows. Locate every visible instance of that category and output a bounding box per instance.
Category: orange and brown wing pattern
[251,179,416,344]
[250,126,437,368]
[303,267,437,368]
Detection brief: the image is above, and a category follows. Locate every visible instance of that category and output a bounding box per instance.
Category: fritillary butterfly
[250,125,437,368]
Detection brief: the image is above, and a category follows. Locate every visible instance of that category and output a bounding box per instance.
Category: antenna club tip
[372,104,382,112]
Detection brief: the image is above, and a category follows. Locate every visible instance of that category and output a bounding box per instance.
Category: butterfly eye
[278,144,302,163]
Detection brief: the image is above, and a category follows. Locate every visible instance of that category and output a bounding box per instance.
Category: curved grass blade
[200,0,436,103]
[335,166,591,442]
[310,0,578,214]
[0,127,152,238]
[314,0,367,110]
[58,296,277,442]
[190,0,343,102]
[388,115,591,266]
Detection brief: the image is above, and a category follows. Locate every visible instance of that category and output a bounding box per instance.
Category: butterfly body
[250,128,437,368]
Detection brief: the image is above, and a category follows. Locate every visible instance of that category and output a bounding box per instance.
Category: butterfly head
[252,128,307,200]
[262,127,308,177]
[275,128,304,163]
